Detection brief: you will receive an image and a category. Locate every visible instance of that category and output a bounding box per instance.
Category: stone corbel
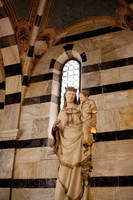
[0,129,22,141]
[116,3,133,31]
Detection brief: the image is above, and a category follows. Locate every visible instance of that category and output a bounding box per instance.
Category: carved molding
[0,129,22,141]
[116,6,133,31]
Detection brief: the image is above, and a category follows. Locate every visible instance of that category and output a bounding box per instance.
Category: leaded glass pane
[60,60,80,109]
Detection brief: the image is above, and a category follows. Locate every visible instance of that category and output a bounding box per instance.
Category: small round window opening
[60,59,81,109]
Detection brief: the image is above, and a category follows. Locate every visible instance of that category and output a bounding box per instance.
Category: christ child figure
[79,90,97,148]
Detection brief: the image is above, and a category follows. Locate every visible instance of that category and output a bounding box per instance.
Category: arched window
[60,59,81,109]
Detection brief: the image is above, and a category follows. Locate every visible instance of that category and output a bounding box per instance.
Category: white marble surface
[0,149,15,178]
[6,75,21,95]
[56,51,69,65]
[82,71,101,88]
[12,188,55,200]
[91,187,115,200]
[92,140,133,159]
[25,80,52,98]
[2,104,20,130]
[115,187,133,200]
[20,103,51,120]
[0,18,14,37]
[101,68,120,85]
[0,188,10,200]
[1,45,20,66]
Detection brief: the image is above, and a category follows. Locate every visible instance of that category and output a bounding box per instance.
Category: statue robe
[52,106,93,200]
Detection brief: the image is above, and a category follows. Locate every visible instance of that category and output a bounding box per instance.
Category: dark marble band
[0,34,17,48]
[80,52,87,62]
[86,80,133,96]
[0,138,52,149]
[0,6,8,18]
[5,63,22,77]
[23,94,59,106]
[82,57,133,73]
[22,80,133,106]
[22,75,29,86]
[0,129,132,149]
[96,129,133,142]
[5,92,21,105]
[0,81,5,89]
[0,176,132,188]
[0,102,4,109]
[63,43,74,51]
[28,46,34,57]
[55,26,123,45]
[49,59,56,69]
[29,72,61,84]
[35,15,42,27]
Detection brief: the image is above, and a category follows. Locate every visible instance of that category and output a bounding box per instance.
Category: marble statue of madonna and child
[51,87,97,200]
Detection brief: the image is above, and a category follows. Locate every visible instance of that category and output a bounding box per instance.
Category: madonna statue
[51,87,97,200]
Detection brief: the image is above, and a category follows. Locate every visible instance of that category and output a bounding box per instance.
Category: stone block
[120,65,133,83]
[20,104,49,120]
[19,120,33,140]
[92,33,113,50]
[15,148,41,163]
[90,94,104,111]
[92,158,115,177]
[115,156,133,176]
[101,44,123,63]
[0,149,15,178]
[32,117,49,138]
[31,59,51,76]
[1,45,20,66]
[13,162,34,179]
[11,189,30,200]
[103,91,129,110]
[91,187,115,200]
[33,159,58,178]
[14,159,58,179]
[112,29,133,46]
[119,106,133,128]
[51,80,60,97]
[85,49,101,65]
[96,111,107,132]
[0,18,14,37]
[73,39,93,54]
[2,104,20,130]
[82,71,101,88]
[40,102,51,118]
[92,140,132,159]
[105,110,120,132]
[25,80,52,98]
[56,51,69,65]
[123,42,133,58]
[129,90,133,106]
[0,188,10,200]
[6,75,21,95]
[116,187,133,200]
[12,188,55,200]
[101,67,120,85]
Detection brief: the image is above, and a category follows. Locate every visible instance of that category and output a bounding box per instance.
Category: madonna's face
[65,91,76,103]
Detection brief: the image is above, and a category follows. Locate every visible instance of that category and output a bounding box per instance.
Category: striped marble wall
[0,0,22,199]
[0,2,133,198]
[5,27,132,199]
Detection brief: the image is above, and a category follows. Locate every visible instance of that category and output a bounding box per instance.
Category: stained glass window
[60,59,80,109]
